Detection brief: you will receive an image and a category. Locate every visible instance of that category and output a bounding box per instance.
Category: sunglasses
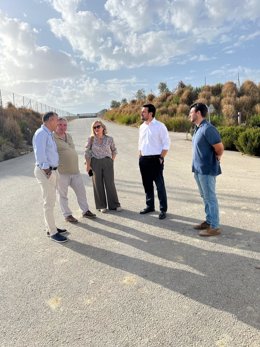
[93,125,101,130]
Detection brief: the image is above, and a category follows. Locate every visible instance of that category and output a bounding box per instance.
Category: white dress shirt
[138,118,170,156]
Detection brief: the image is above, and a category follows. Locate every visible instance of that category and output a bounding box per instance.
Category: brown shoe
[65,215,78,223]
[193,221,210,230]
[83,210,96,218]
[199,227,221,237]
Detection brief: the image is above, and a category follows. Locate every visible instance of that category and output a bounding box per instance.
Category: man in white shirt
[138,103,170,220]
[33,112,68,243]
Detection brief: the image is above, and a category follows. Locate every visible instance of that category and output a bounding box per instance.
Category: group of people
[137,102,223,237]
[33,101,224,243]
[33,113,122,243]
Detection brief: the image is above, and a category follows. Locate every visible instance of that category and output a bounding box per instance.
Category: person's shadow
[65,215,260,330]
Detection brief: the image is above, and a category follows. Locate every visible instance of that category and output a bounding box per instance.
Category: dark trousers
[139,156,167,212]
[91,157,120,210]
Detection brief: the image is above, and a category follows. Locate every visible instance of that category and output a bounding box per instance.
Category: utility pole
[237,72,240,89]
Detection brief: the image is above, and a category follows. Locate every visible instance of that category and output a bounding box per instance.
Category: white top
[138,118,170,156]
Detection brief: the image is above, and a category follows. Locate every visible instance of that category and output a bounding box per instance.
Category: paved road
[0,118,260,347]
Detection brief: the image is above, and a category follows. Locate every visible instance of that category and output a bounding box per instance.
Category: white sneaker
[100,208,107,213]
[116,206,122,212]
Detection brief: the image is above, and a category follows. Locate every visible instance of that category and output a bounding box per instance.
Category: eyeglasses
[93,125,101,129]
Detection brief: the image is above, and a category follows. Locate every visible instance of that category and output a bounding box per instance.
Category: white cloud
[1,0,260,113]
[210,65,260,82]
[0,10,81,86]
[46,0,260,71]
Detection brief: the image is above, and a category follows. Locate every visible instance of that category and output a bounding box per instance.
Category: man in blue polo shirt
[189,103,224,236]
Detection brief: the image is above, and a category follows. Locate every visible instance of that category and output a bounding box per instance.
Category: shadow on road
[64,212,260,330]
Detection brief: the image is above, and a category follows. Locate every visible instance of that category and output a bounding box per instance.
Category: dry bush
[147,93,155,102]
[166,94,174,102]
[222,104,236,121]
[221,96,236,106]
[157,92,171,103]
[253,103,260,115]
[236,95,256,119]
[2,116,23,148]
[211,83,223,96]
[157,106,168,116]
[222,81,238,97]
[240,80,259,102]
[210,96,221,113]
[180,88,194,105]
[198,90,211,104]
[166,94,180,105]
[168,104,178,117]
[195,97,208,105]
[177,103,189,116]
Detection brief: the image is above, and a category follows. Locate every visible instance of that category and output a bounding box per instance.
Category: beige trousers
[34,166,58,236]
[57,173,89,217]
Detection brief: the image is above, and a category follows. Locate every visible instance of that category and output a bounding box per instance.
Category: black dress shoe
[159,211,166,220]
[140,207,155,214]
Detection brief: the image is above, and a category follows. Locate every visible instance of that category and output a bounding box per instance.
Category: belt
[141,155,160,159]
[49,166,58,170]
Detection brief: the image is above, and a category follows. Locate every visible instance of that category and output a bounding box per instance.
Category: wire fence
[0,88,76,117]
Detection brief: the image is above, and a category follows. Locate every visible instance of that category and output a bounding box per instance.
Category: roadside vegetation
[0,103,42,161]
[105,80,260,157]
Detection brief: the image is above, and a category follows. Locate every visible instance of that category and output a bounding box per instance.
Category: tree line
[105,80,260,156]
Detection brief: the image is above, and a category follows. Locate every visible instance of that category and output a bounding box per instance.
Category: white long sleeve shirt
[33,125,59,169]
[138,118,170,156]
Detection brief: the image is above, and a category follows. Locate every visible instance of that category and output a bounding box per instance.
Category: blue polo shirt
[192,120,222,176]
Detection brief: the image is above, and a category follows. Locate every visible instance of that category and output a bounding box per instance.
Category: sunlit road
[0,118,259,346]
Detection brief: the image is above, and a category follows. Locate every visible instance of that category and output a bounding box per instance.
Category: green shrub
[218,126,246,151]
[110,112,139,126]
[236,128,260,156]
[208,114,225,127]
[159,115,191,132]
[248,114,260,127]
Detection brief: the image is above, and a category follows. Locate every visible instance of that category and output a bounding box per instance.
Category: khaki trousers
[57,173,89,217]
[34,166,58,236]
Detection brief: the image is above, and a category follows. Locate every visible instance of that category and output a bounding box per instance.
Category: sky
[0,0,260,115]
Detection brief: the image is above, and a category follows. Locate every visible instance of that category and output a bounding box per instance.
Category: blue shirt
[33,125,59,169]
[192,120,222,176]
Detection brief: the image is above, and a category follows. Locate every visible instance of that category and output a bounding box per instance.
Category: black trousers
[139,156,167,212]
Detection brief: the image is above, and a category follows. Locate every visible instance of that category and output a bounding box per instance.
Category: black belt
[141,155,160,159]
[49,166,58,170]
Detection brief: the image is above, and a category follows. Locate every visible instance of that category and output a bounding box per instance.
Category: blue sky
[0,0,260,114]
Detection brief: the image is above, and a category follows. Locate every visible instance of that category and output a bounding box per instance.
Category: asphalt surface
[0,118,260,347]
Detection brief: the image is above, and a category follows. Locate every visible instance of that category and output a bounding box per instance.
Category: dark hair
[143,103,156,118]
[190,103,208,118]
[42,111,58,122]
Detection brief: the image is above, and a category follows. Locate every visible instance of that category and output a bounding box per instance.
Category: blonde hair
[57,117,67,122]
[90,120,107,137]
